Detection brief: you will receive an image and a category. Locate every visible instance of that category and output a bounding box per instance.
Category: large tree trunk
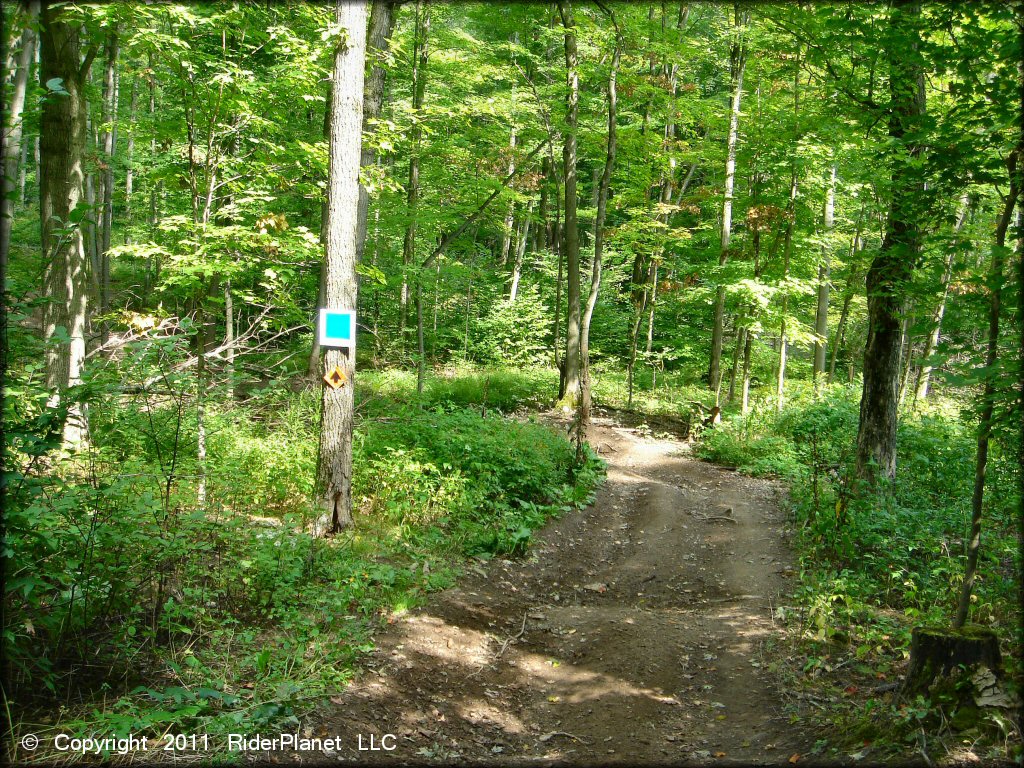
[1,2,38,281]
[813,160,837,389]
[400,0,429,341]
[708,3,748,403]
[316,0,367,534]
[311,0,395,377]
[854,1,926,485]
[954,153,1019,628]
[558,0,581,409]
[40,5,94,448]
[579,15,619,443]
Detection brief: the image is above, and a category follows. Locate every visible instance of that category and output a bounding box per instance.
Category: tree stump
[902,624,1002,697]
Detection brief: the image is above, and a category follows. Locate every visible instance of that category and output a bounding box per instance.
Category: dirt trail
[303,415,817,765]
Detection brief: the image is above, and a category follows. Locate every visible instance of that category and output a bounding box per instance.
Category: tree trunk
[897,303,917,406]
[708,3,748,403]
[311,0,395,378]
[646,263,659,390]
[40,5,94,448]
[828,222,864,383]
[500,129,517,266]
[400,0,429,340]
[309,85,332,377]
[196,298,207,504]
[914,194,970,404]
[509,198,534,302]
[954,157,1019,628]
[813,160,837,389]
[579,17,619,439]
[99,27,119,346]
[776,47,801,412]
[224,279,234,390]
[315,0,367,534]
[558,0,581,409]
[124,76,138,240]
[854,1,927,486]
[1,2,38,279]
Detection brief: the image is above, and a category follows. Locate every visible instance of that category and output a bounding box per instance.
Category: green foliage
[4,362,602,761]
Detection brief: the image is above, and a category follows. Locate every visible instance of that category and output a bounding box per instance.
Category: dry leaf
[713,751,726,758]
[789,753,801,763]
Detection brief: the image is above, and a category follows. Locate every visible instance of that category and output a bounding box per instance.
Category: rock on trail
[296,416,817,765]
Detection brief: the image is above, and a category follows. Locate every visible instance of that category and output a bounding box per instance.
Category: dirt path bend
[303,416,817,765]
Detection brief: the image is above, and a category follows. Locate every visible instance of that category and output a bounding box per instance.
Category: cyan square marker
[318,309,356,349]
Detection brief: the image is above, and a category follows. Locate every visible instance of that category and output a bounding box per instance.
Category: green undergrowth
[4,366,602,764]
[697,385,1022,762]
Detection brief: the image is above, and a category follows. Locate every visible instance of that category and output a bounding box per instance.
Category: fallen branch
[495,611,529,658]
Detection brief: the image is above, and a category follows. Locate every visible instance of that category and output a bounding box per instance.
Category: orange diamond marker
[323,365,348,389]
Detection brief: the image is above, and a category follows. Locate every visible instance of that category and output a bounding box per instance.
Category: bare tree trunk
[1,2,38,278]
[914,194,970,404]
[400,0,429,340]
[40,5,95,448]
[316,0,367,533]
[813,160,836,390]
[558,0,581,408]
[708,3,748,404]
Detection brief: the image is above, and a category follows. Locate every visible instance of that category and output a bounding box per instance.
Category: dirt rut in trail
[301,416,816,765]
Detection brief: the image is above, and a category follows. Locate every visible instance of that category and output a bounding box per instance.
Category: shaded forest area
[2,1,1022,764]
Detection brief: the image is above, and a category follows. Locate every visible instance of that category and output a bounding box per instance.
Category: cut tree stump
[902,624,1001,697]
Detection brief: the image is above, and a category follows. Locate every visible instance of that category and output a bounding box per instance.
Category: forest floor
[292,411,821,765]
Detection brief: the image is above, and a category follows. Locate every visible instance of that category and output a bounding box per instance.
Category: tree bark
[708,3,748,404]
[558,0,581,409]
[311,0,395,378]
[40,5,95,448]
[854,1,927,485]
[315,0,366,533]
